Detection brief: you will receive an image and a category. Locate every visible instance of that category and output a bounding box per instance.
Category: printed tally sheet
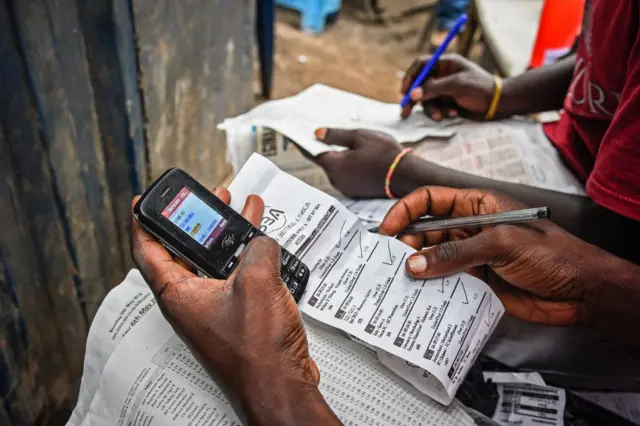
[229,154,505,404]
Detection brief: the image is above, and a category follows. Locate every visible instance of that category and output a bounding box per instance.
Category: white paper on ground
[481,370,565,426]
[491,382,566,426]
[483,371,546,387]
[67,270,475,426]
[219,84,457,160]
[229,154,505,405]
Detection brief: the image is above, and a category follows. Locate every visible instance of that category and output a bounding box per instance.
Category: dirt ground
[265,0,441,103]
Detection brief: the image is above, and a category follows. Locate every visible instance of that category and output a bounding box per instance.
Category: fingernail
[432,112,442,121]
[408,255,427,274]
[410,88,423,101]
[450,110,458,117]
[315,128,327,140]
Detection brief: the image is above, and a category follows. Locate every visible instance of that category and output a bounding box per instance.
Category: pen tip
[538,208,551,219]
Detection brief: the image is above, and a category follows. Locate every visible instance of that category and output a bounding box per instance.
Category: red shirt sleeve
[586,29,640,222]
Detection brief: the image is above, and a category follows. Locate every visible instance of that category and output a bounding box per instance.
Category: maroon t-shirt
[543,0,640,221]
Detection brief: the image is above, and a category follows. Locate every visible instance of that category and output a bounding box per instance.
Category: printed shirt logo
[566,0,621,119]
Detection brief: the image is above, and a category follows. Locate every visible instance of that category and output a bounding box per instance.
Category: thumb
[310,358,321,385]
[314,151,344,172]
[405,230,500,278]
[315,128,360,149]
[238,236,283,287]
[412,74,463,103]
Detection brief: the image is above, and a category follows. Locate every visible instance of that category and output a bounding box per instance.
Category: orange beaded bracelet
[385,148,413,199]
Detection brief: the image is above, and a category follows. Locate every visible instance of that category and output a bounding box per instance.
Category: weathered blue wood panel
[76,0,146,272]
[9,0,125,319]
[133,0,256,188]
[0,131,63,423]
[0,0,255,424]
[112,0,149,192]
[0,1,86,421]
[0,0,87,391]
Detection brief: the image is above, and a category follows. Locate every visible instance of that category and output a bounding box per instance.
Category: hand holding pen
[376,187,588,327]
[400,14,468,119]
[369,207,550,236]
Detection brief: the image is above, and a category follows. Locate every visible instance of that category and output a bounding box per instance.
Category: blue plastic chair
[276,0,342,33]
[256,0,344,98]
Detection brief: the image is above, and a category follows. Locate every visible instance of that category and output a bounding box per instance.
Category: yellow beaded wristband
[485,75,503,121]
[385,148,413,199]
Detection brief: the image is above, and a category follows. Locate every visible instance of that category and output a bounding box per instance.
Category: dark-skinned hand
[379,186,604,326]
[313,128,406,198]
[401,53,495,120]
[131,187,340,426]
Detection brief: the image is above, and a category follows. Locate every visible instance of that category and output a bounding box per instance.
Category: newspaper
[413,122,585,195]
[223,121,585,203]
[230,154,505,405]
[67,270,475,425]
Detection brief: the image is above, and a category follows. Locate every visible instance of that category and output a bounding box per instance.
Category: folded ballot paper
[68,155,503,426]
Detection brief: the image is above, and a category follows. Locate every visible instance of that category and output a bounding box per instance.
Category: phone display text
[162,188,227,249]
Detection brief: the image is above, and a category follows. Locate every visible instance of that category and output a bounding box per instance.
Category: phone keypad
[287,258,300,275]
[234,228,308,302]
[223,257,238,275]
[281,250,292,268]
[244,228,260,241]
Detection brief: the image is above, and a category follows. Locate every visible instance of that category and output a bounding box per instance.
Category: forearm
[583,248,640,354]
[235,376,341,426]
[392,154,639,262]
[496,55,576,118]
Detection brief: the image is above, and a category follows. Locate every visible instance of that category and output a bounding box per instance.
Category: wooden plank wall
[0,0,255,423]
[134,0,256,188]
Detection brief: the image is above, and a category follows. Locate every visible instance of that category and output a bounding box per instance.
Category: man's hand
[379,187,601,326]
[131,188,340,426]
[401,54,494,120]
[314,128,404,198]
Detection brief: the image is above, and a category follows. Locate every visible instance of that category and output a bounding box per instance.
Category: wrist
[389,153,436,197]
[492,77,519,119]
[385,148,413,199]
[238,374,336,426]
[484,75,503,120]
[581,249,640,326]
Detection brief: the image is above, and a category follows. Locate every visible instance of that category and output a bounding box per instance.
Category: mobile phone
[133,168,308,302]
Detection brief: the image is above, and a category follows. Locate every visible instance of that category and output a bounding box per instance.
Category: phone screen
[162,187,227,249]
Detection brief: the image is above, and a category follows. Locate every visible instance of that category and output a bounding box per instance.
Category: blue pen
[400,14,469,109]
